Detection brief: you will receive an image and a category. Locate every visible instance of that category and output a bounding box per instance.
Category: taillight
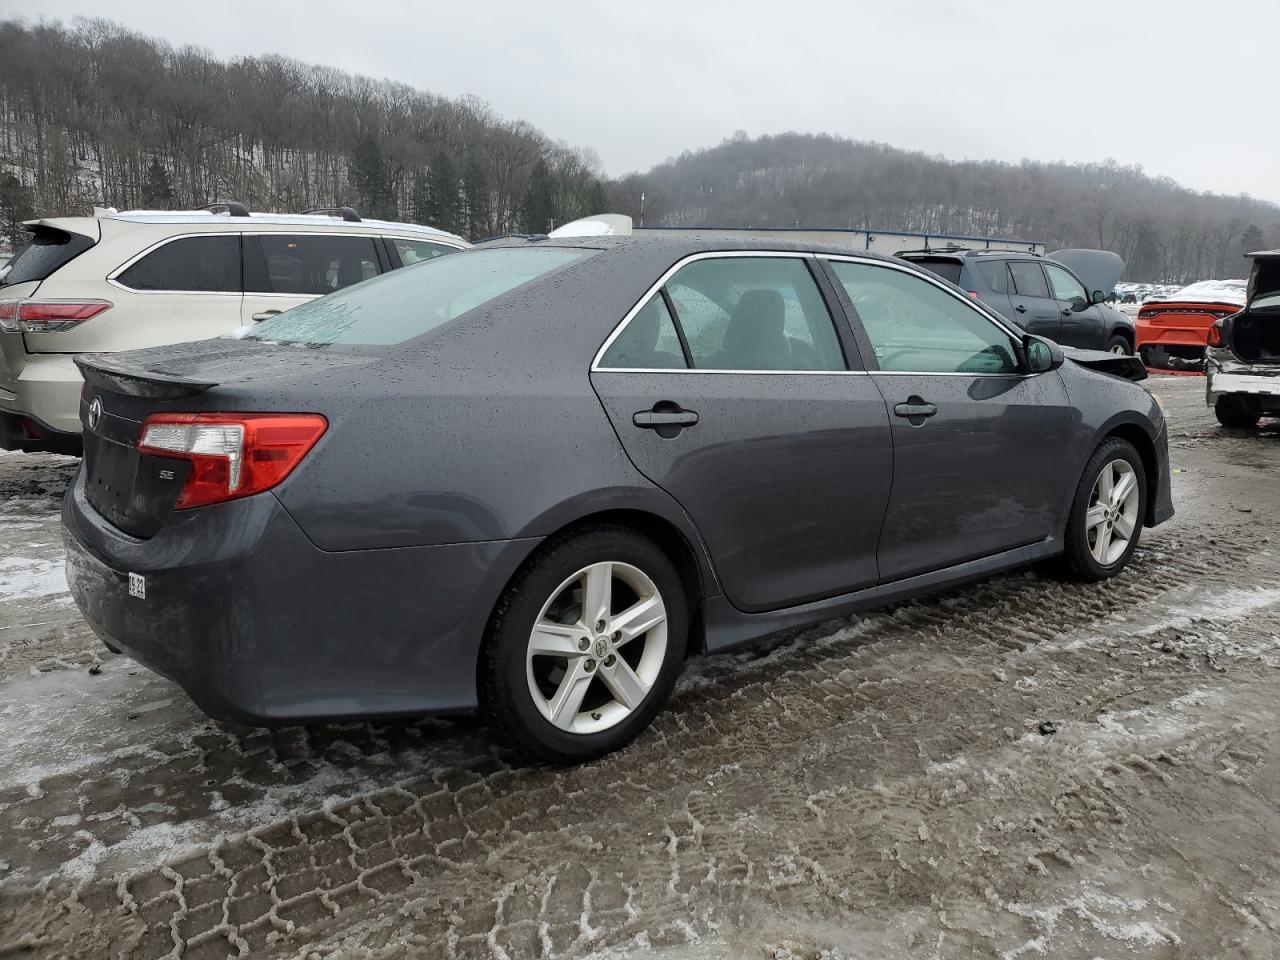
[137,413,327,509]
[1207,321,1224,347]
[0,299,112,333]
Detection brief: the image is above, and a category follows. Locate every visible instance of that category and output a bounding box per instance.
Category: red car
[1137,280,1247,370]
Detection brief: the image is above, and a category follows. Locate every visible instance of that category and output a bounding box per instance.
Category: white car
[1206,249,1280,428]
[0,203,467,453]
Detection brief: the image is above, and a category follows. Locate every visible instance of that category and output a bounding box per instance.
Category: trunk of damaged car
[1229,255,1280,364]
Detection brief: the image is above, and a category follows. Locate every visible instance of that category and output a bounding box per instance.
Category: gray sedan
[62,237,1173,762]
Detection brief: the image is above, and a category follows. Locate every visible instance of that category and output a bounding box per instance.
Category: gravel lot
[2,374,1279,960]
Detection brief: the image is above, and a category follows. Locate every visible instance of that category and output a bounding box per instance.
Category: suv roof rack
[896,244,971,256]
[199,201,251,217]
[302,206,362,223]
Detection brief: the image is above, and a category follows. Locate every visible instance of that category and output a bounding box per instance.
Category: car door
[590,253,894,613]
[822,257,1073,582]
[1007,260,1065,340]
[1043,262,1101,349]
[241,233,385,325]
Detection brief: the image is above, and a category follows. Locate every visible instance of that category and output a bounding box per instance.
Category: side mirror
[1091,290,1107,304]
[1023,334,1064,374]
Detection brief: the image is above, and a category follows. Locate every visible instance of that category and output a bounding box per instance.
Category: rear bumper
[1206,361,1280,412]
[62,470,542,724]
[0,410,83,454]
[0,353,84,448]
[1136,319,1211,349]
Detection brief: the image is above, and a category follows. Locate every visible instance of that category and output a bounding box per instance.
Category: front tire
[480,525,688,764]
[1214,395,1260,429]
[1054,437,1147,583]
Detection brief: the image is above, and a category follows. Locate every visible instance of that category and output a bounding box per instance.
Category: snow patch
[0,555,68,601]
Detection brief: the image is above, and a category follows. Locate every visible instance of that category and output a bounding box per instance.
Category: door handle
[1061,307,1073,317]
[251,309,282,322]
[1015,304,1028,314]
[893,400,937,420]
[633,410,699,428]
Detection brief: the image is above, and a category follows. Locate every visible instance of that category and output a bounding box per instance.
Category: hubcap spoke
[1097,464,1114,502]
[582,563,612,629]
[1091,524,1112,563]
[529,620,586,658]
[546,660,594,729]
[1111,471,1136,507]
[610,595,665,646]
[1085,504,1108,530]
[1114,511,1135,539]
[599,656,648,710]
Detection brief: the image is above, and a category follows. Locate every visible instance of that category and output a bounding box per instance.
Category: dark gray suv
[63,237,1172,763]
[899,249,1135,354]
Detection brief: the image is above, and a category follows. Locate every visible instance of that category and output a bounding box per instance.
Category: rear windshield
[245,247,589,346]
[910,258,963,285]
[1,227,96,287]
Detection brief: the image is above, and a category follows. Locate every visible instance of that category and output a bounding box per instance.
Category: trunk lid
[1224,253,1280,365]
[76,339,374,538]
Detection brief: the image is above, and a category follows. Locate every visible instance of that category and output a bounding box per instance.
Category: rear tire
[1214,395,1260,429]
[1105,334,1132,356]
[479,525,688,764]
[1052,437,1147,583]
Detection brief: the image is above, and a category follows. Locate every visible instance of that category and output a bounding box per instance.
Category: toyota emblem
[88,397,103,430]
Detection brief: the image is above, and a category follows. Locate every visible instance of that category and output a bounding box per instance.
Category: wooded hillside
[608,132,1280,283]
[2,18,1275,282]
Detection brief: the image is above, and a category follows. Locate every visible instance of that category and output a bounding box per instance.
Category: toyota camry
[63,236,1173,762]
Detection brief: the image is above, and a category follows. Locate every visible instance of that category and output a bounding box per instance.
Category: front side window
[247,247,588,346]
[600,296,688,369]
[245,235,381,295]
[392,237,458,265]
[829,260,1019,375]
[665,257,846,371]
[116,235,240,292]
[1044,263,1088,306]
[1008,261,1050,298]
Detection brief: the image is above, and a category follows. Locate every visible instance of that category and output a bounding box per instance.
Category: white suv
[0,203,467,453]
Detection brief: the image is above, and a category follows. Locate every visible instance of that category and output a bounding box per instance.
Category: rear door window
[975,260,1009,294]
[115,235,241,292]
[1008,261,1050,298]
[664,257,846,371]
[245,234,382,295]
[390,237,458,265]
[2,227,96,286]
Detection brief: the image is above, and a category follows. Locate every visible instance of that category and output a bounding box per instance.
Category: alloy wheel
[525,561,668,735]
[1085,459,1140,565]
[1108,342,1128,355]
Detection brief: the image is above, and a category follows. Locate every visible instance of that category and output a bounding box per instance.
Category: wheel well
[1103,423,1158,523]
[1110,327,1134,349]
[529,509,710,655]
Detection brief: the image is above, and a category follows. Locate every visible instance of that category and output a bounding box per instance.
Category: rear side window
[911,258,963,285]
[975,260,1009,294]
[391,237,458,265]
[246,247,588,346]
[665,257,846,371]
[2,228,96,286]
[245,235,381,295]
[600,296,688,369]
[116,235,241,292]
[1008,261,1050,298]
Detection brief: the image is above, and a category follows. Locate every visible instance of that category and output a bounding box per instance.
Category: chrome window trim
[590,250,853,374]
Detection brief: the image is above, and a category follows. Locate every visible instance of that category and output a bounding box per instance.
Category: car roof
[23,209,468,245]
[480,233,910,263]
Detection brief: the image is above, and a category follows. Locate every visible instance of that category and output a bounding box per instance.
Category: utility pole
[639,192,645,228]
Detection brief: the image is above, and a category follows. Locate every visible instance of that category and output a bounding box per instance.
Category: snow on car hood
[1049,249,1124,297]
[1167,279,1248,306]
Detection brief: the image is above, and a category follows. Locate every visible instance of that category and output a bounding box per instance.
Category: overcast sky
[12,0,1280,202]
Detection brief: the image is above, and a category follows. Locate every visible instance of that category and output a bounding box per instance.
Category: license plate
[128,572,146,599]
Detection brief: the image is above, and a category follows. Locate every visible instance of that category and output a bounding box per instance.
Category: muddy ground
[1,375,1278,959]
